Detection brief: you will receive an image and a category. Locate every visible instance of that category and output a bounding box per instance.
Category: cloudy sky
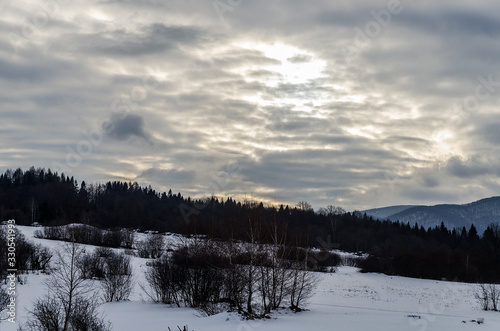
[1,0,500,211]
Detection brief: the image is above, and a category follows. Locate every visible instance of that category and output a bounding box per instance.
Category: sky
[1,0,500,211]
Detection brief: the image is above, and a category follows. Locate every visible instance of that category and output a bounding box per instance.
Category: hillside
[363,196,500,233]
[3,226,500,331]
[360,205,418,220]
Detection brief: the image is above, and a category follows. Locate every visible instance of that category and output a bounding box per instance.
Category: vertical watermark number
[6,220,16,323]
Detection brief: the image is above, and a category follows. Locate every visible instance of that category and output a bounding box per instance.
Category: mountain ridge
[363,196,500,233]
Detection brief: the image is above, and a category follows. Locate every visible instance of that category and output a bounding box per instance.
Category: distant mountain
[363,197,500,233]
[360,205,419,220]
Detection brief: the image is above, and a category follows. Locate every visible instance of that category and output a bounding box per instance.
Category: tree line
[1,167,500,283]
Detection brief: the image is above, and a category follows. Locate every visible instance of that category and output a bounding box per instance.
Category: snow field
[3,226,500,331]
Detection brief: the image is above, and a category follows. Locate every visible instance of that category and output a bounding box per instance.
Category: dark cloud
[422,176,440,188]
[103,113,152,143]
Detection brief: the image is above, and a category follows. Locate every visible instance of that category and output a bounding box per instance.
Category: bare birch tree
[25,241,111,331]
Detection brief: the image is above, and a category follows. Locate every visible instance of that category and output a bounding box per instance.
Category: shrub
[358,255,387,273]
[34,224,135,248]
[101,252,133,302]
[136,233,164,259]
[476,284,500,311]
[143,254,180,305]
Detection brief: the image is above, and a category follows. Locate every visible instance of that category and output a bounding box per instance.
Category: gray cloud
[69,24,207,57]
[480,122,500,145]
[287,54,313,63]
[2,0,500,211]
[103,113,152,143]
[445,156,494,178]
[422,176,440,188]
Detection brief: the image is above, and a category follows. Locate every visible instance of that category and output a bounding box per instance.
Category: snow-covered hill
[363,196,500,233]
[3,226,500,331]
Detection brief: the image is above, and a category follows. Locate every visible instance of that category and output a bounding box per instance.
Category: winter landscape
[2,224,500,331]
[3,0,500,330]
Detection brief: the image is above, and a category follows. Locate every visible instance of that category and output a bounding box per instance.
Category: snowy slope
[3,226,500,331]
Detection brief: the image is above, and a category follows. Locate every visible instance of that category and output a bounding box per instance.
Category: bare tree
[289,248,318,311]
[318,205,345,243]
[243,201,262,316]
[258,221,289,314]
[218,237,246,312]
[296,201,313,212]
[25,241,111,331]
[476,284,490,311]
[488,284,499,311]
[28,197,39,224]
[49,242,91,330]
[476,284,500,311]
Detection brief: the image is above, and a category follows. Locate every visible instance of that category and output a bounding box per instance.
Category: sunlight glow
[431,130,456,158]
[88,10,112,21]
[236,42,326,87]
[345,126,382,139]
[233,42,370,118]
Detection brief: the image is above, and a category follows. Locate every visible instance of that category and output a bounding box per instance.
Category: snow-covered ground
[3,226,500,331]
